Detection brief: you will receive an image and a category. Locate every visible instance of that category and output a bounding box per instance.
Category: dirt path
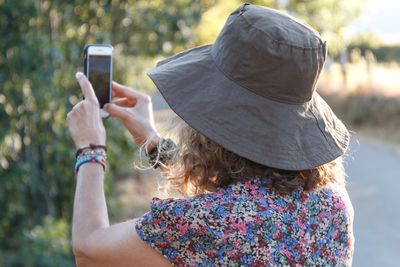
[346,137,400,267]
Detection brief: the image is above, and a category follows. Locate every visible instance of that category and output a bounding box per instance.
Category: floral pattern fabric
[135,177,354,266]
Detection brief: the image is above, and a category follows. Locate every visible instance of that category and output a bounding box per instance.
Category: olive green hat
[148,3,349,170]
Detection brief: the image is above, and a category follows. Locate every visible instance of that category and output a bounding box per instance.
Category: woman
[68,4,354,267]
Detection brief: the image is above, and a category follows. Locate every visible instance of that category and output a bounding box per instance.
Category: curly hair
[156,117,345,197]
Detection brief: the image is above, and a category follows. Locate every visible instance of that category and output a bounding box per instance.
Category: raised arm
[67,73,170,267]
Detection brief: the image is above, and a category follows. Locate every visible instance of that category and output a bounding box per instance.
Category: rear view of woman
[67,4,354,266]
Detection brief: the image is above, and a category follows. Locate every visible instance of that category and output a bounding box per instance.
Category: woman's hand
[67,72,106,149]
[103,82,159,149]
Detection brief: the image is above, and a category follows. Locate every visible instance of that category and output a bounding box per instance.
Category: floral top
[135,177,354,266]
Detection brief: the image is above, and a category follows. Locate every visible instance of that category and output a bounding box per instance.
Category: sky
[350,0,400,44]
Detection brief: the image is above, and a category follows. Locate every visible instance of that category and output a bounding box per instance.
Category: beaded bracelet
[75,155,107,173]
[75,144,107,158]
[79,148,107,158]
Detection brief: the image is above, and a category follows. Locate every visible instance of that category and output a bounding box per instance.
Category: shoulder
[139,190,227,226]
[319,184,354,219]
[135,193,228,265]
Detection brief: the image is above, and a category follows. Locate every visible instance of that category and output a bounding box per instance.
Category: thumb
[104,103,131,121]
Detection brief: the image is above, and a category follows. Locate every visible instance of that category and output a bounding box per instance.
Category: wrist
[75,145,107,173]
[76,163,105,181]
[76,142,105,149]
[78,162,105,173]
[142,133,161,153]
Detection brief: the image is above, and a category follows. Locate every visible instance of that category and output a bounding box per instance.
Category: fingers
[112,81,146,100]
[103,103,131,121]
[76,72,98,104]
[112,98,136,107]
[72,101,84,111]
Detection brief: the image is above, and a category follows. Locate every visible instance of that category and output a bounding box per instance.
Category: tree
[0,0,215,265]
[195,0,367,56]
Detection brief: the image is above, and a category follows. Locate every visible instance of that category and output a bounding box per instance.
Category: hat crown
[211,4,327,104]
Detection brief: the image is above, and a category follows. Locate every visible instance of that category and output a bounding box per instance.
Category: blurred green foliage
[372,46,400,62]
[195,0,367,56]
[19,217,74,267]
[0,0,369,265]
[0,0,214,265]
[346,32,400,63]
[349,45,400,63]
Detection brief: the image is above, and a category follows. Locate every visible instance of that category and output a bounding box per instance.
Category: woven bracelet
[75,155,107,173]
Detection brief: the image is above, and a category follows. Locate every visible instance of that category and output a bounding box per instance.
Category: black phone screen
[88,55,111,108]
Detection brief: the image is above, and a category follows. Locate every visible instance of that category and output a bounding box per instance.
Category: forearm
[72,163,109,253]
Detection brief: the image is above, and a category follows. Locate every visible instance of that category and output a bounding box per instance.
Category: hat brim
[148,45,349,170]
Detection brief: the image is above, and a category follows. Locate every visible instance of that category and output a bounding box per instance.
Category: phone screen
[88,55,111,108]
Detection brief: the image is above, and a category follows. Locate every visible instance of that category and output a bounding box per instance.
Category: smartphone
[83,44,113,118]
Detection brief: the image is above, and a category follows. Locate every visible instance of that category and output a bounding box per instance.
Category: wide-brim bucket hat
[148,3,350,170]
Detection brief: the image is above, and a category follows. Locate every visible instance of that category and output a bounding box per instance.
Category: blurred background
[0,0,399,266]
